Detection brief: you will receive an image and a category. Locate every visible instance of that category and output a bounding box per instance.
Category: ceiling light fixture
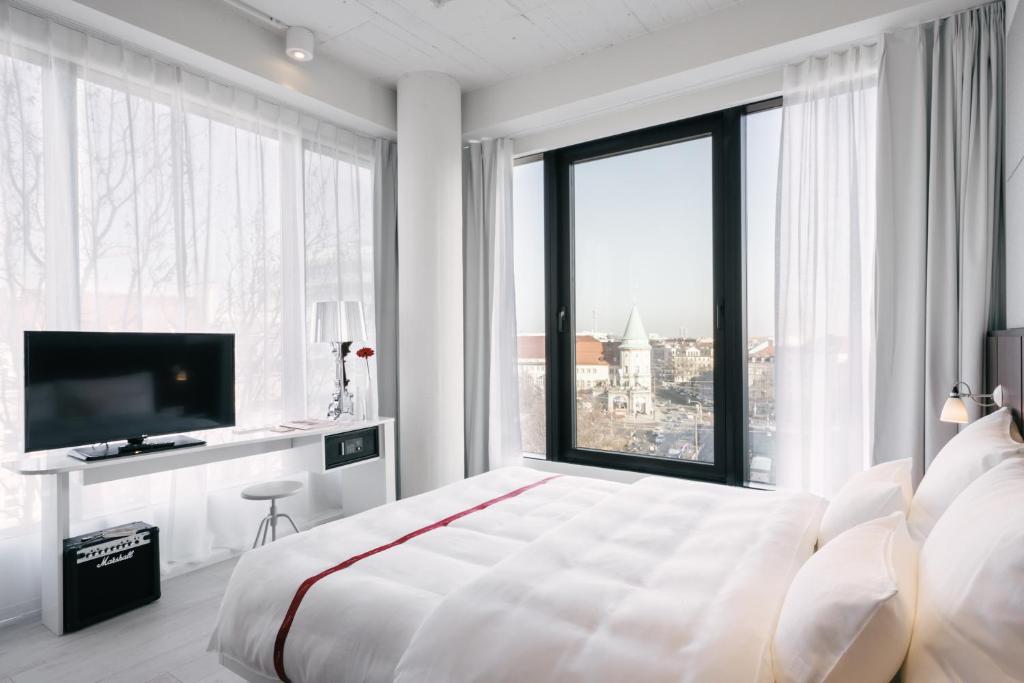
[286,26,315,62]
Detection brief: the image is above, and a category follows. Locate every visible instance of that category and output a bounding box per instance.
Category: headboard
[987,329,1024,426]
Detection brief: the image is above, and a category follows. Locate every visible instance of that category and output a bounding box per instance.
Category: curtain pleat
[873,2,1005,482]
[373,139,400,491]
[463,139,522,475]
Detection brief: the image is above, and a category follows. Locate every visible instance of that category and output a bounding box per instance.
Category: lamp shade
[313,300,366,343]
[940,396,969,424]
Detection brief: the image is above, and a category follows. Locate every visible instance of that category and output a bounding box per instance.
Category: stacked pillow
[817,459,912,547]
[773,512,918,683]
[774,407,1024,683]
[908,407,1024,540]
[904,458,1024,682]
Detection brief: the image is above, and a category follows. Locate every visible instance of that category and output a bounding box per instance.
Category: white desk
[2,417,396,635]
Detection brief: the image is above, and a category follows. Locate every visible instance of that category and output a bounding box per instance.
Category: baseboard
[0,606,42,631]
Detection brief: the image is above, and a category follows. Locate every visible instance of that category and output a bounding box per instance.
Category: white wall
[396,73,465,496]
[472,0,985,151]
[29,0,396,137]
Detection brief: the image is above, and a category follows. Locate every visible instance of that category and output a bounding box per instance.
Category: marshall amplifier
[63,522,160,632]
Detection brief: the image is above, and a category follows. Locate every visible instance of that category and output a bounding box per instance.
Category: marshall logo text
[97,550,134,568]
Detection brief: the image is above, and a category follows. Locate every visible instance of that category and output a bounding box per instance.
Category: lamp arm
[954,381,1005,408]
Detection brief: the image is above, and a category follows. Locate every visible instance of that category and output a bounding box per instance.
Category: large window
[513,100,782,485]
[572,137,714,463]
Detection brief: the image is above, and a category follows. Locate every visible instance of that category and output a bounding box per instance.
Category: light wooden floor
[0,558,244,683]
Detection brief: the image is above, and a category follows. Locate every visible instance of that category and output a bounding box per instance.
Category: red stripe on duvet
[272,474,562,682]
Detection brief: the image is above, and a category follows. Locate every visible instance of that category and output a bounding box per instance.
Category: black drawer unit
[324,427,379,470]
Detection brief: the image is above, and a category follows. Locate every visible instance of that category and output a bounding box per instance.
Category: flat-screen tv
[24,331,235,454]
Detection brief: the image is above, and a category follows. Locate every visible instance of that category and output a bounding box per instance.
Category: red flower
[355,346,375,359]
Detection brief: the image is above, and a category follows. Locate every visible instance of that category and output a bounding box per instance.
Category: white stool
[242,480,302,547]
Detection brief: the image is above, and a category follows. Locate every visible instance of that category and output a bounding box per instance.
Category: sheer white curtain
[0,2,384,622]
[464,139,522,475]
[775,45,880,497]
[302,126,377,418]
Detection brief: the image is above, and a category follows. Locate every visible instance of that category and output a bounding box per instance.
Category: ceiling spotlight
[286,26,315,62]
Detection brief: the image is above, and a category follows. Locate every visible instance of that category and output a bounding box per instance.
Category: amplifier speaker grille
[63,523,161,632]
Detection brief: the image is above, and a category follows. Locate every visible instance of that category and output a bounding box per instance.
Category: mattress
[210,467,824,683]
[209,467,626,682]
[395,475,825,682]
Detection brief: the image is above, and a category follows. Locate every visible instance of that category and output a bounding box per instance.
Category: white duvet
[210,467,824,683]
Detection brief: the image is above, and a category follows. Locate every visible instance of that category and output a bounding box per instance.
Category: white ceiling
[235,0,747,91]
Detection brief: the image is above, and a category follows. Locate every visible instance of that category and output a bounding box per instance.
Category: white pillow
[909,407,1024,540]
[819,459,913,546]
[904,458,1024,683]
[773,512,918,683]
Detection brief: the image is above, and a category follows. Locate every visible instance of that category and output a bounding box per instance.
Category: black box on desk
[63,522,160,632]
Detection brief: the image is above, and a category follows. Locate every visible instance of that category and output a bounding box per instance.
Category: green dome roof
[620,305,650,350]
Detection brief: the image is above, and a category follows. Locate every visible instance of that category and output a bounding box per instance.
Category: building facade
[606,306,653,420]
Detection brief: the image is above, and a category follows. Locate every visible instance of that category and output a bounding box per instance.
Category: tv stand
[71,435,206,461]
[3,417,396,635]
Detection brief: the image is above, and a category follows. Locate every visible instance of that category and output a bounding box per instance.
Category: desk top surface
[2,416,394,475]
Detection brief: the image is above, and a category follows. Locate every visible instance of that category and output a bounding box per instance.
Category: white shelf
[3,417,394,479]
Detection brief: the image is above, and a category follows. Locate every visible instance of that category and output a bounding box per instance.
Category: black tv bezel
[23,330,236,453]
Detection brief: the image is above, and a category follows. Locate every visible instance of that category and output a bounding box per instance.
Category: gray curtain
[464,139,523,476]
[374,139,401,493]
[873,2,1005,482]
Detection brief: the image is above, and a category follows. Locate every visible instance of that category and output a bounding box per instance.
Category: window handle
[557,307,567,334]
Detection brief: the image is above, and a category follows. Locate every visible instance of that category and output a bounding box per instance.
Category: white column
[396,72,464,496]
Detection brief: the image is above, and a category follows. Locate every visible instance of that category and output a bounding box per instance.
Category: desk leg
[382,421,397,503]
[40,472,69,635]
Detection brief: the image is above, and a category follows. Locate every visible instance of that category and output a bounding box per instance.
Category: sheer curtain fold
[775,45,880,497]
[874,3,1005,481]
[464,139,522,476]
[373,139,399,489]
[302,125,378,418]
[0,0,388,623]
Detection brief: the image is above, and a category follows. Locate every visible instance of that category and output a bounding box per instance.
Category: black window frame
[534,97,781,486]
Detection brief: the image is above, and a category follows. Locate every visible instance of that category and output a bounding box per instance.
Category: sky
[513,107,780,341]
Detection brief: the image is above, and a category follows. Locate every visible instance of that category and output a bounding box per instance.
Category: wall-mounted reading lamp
[940,382,1005,424]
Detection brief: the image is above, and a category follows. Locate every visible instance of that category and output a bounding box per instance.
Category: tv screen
[24,331,235,452]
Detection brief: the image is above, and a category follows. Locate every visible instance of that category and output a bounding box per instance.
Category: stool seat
[243,480,303,548]
[241,480,302,501]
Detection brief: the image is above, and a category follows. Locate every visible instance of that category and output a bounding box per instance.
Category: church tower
[608,305,654,419]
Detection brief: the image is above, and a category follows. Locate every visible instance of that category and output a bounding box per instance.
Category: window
[303,143,374,417]
[521,100,782,485]
[572,137,714,463]
[513,156,547,455]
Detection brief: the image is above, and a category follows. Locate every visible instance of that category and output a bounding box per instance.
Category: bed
[210,466,824,683]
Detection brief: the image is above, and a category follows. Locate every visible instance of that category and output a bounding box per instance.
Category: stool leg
[261,513,271,546]
[279,513,300,535]
[270,498,278,542]
[252,516,268,549]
